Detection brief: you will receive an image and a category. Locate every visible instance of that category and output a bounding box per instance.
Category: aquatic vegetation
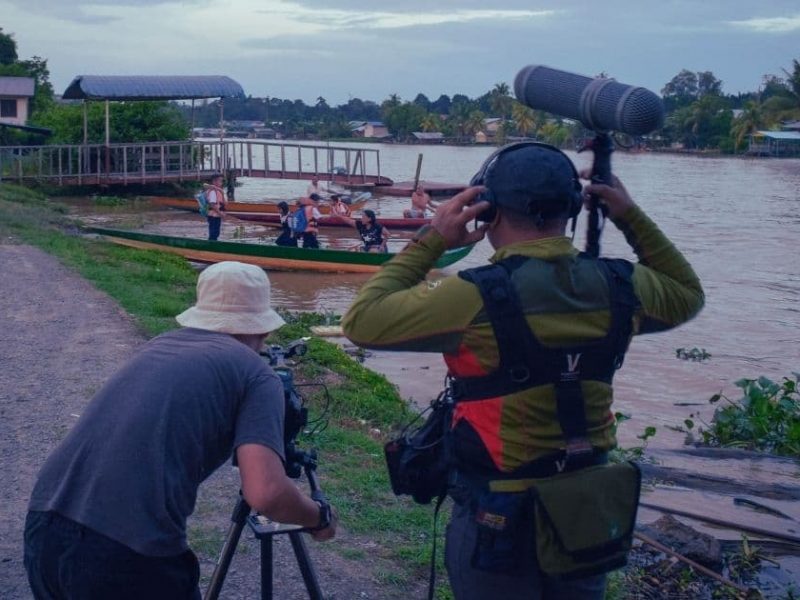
[92,195,127,206]
[685,374,800,457]
[610,412,657,462]
[675,347,712,362]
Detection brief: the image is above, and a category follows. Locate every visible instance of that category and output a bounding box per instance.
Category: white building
[349,121,390,138]
[0,77,35,126]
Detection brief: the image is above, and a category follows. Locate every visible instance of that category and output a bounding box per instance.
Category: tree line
[2,28,798,153]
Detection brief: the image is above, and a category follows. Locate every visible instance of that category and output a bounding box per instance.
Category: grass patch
[0,182,197,336]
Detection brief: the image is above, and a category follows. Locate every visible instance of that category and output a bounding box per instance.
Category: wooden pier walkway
[0,140,392,187]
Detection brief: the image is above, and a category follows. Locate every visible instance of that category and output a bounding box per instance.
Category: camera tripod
[204,451,325,600]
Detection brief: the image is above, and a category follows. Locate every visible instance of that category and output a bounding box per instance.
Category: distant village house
[747,130,800,157]
[350,121,390,139]
[474,117,503,143]
[745,119,800,157]
[411,131,444,143]
[0,76,35,126]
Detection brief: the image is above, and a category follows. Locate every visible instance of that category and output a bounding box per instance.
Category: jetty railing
[0,140,388,186]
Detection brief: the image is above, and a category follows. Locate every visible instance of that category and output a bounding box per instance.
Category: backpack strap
[454,255,639,457]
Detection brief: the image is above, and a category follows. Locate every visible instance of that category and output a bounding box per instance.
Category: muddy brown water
[76,144,800,592]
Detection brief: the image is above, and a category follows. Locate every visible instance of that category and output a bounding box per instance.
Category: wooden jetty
[0,139,393,188]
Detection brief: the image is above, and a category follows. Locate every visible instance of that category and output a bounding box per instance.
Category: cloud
[258,6,556,30]
[3,0,208,24]
[727,13,800,33]
[287,0,546,10]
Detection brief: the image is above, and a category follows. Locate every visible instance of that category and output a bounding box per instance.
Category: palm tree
[420,113,441,133]
[781,58,800,112]
[730,100,765,152]
[682,95,724,148]
[449,102,472,142]
[462,110,485,142]
[489,82,512,119]
[384,93,401,109]
[512,102,535,137]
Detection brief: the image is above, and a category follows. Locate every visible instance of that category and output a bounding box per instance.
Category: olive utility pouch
[492,461,641,580]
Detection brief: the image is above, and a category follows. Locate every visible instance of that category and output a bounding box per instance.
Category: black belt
[450,449,609,504]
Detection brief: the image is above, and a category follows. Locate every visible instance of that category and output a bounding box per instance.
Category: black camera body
[264,340,311,479]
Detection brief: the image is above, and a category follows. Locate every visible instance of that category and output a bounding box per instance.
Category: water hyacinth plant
[685,374,800,457]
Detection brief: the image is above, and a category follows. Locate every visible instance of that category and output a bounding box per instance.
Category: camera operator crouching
[342,144,704,599]
[24,261,337,599]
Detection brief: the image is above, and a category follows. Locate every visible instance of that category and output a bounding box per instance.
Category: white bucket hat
[176,262,285,334]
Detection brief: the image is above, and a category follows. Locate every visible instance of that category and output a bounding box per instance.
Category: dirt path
[0,242,426,599]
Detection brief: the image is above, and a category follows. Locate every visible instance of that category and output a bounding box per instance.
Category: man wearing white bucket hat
[24,262,337,599]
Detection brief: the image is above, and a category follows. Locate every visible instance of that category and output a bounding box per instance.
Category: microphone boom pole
[514,64,665,257]
[581,133,614,258]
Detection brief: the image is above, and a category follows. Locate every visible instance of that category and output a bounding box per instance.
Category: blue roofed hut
[61,75,245,144]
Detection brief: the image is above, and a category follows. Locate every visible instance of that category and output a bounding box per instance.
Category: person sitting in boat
[275,201,297,247]
[341,209,388,253]
[329,194,352,217]
[404,184,439,218]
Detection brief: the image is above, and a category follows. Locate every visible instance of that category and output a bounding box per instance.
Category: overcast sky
[2,0,798,105]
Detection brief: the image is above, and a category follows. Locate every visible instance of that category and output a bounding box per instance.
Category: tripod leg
[261,536,273,600]
[288,531,324,600]
[204,497,251,600]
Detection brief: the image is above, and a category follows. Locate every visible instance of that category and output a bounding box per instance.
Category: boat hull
[233,212,430,230]
[149,195,369,215]
[87,227,472,273]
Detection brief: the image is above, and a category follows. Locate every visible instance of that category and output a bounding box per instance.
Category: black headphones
[469,141,583,223]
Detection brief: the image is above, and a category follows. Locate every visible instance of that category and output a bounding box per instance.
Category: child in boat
[329,194,352,217]
[275,201,297,247]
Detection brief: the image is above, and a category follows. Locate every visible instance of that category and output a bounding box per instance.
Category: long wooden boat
[232,212,431,230]
[149,193,370,215]
[87,227,473,273]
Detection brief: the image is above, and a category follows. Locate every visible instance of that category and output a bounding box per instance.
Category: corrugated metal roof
[0,122,52,135]
[0,77,36,97]
[62,75,245,100]
[755,131,800,140]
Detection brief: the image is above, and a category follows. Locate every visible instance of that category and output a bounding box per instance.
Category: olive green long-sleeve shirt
[343,206,703,471]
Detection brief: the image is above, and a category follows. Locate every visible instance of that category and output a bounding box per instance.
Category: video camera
[261,338,324,479]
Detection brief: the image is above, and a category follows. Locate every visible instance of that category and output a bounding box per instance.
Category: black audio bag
[384,392,453,505]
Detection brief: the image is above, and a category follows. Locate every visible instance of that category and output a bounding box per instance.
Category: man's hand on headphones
[430,186,491,249]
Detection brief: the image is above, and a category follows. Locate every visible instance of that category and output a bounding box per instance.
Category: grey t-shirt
[29,328,285,557]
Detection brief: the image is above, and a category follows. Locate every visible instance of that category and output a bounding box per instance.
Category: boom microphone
[514,65,664,135]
